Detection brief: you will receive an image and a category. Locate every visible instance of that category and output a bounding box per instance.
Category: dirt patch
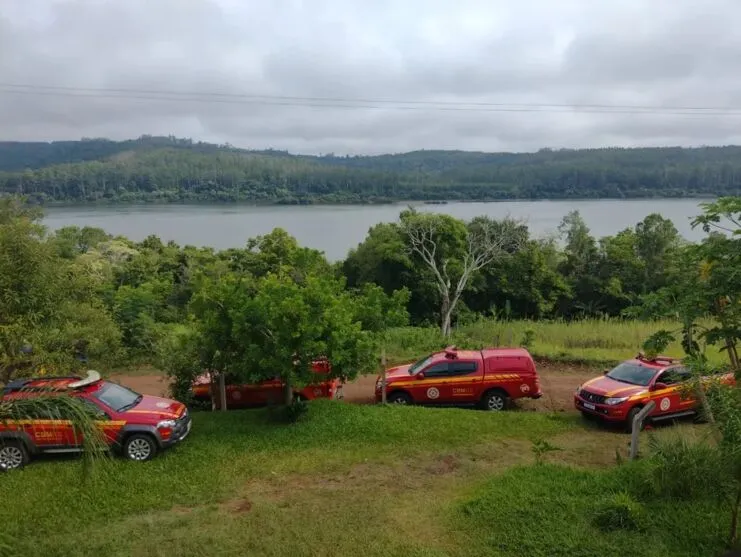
[109,374,170,397]
[341,374,377,404]
[424,454,461,475]
[221,499,253,514]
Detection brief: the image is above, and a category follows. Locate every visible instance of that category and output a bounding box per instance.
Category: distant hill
[1,136,740,204]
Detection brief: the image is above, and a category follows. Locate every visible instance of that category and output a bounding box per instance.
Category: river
[42,199,711,261]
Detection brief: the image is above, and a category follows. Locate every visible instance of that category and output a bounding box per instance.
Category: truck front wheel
[481,390,508,411]
[625,406,645,434]
[123,434,158,462]
[387,392,412,405]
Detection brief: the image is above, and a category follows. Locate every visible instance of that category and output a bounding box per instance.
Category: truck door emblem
[520,384,530,393]
[427,387,440,399]
[660,397,670,411]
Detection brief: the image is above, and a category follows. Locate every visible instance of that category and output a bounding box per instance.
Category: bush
[646,434,731,501]
[593,492,645,532]
[267,396,310,424]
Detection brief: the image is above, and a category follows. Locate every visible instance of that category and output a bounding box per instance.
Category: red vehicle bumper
[573,394,630,422]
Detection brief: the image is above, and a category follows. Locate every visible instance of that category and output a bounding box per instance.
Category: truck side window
[657,369,685,386]
[449,362,478,376]
[423,362,450,378]
[79,398,110,420]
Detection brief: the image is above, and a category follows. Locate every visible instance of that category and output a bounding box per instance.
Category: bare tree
[402,214,523,337]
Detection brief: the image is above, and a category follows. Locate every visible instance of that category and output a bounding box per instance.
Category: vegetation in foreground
[0,401,733,557]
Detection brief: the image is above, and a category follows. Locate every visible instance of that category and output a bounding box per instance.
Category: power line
[2,82,741,116]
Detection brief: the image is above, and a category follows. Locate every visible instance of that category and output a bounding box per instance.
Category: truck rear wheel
[0,439,29,471]
[481,390,508,411]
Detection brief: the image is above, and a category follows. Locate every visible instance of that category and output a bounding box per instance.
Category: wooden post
[380,347,387,405]
[629,401,656,460]
[218,372,227,412]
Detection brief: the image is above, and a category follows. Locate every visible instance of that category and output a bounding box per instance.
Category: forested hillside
[1,136,740,204]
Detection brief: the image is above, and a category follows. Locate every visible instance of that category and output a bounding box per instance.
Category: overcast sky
[1,0,741,155]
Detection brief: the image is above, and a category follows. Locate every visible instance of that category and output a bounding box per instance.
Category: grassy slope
[111,318,729,378]
[384,319,729,368]
[0,402,730,557]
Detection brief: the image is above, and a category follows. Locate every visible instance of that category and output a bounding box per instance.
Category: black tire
[123,434,158,462]
[625,406,644,434]
[387,391,412,405]
[0,439,29,471]
[481,389,509,412]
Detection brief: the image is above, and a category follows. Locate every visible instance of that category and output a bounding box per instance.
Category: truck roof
[434,346,534,361]
[481,347,533,359]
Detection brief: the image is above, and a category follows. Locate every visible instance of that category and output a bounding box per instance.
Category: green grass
[385,318,730,368]
[0,401,571,557]
[0,401,732,556]
[457,464,728,557]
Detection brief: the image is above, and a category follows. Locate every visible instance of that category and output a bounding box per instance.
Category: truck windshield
[94,382,143,412]
[606,363,656,387]
[409,355,434,375]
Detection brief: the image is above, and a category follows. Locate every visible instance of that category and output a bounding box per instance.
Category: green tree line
[1,194,739,402]
[1,137,741,204]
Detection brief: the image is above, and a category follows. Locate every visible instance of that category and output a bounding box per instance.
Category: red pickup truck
[0,370,191,470]
[190,359,343,409]
[375,346,542,410]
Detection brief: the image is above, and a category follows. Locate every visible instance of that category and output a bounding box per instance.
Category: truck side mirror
[416,372,425,380]
[653,382,668,391]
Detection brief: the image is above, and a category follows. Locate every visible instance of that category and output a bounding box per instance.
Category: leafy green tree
[190,271,375,407]
[51,225,110,259]
[0,197,121,381]
[635,213,681,291]
[350,283,411,403]
[691,198,741,371]
[401,210,524,336]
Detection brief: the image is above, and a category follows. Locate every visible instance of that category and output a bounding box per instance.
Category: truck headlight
[604,397,629,406]
[157,420,177,429]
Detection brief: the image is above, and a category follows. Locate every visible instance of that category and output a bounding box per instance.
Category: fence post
[380,347,387,405]
[629,401,656,460]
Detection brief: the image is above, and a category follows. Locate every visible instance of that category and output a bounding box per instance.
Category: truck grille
[579,390,606,404]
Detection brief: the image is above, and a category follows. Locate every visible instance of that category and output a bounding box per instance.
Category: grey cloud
[2,0,741,154]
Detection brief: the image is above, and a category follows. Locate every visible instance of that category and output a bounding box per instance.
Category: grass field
[0,401,731,557]
[384,318,729,368]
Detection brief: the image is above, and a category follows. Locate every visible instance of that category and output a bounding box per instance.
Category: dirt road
[110,360,596,413]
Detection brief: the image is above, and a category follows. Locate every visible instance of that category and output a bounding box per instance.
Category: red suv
[0,371,191,470]
[574,353,735,432]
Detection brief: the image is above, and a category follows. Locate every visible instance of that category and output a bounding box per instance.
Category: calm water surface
[43,200,710,261]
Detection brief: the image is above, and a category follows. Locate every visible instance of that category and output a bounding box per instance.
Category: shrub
[593,492,645,532]
[646,434,731,501]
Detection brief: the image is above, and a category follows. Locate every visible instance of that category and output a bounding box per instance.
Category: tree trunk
[209,373,217,412]
[218,372,227,412]
[381,346,387,405]
[283,376,293,406]
[727,338,740,375]
[440,294,452,337]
